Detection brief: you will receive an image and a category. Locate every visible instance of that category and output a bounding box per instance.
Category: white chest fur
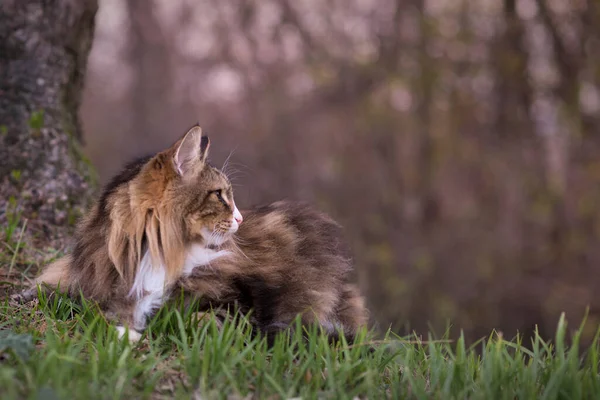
[181,244,232,276]
[122,244,230,335]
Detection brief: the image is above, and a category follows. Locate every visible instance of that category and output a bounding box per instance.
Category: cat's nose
[233,206,243,225]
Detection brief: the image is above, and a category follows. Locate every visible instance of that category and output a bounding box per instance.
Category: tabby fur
[177,200,369,344]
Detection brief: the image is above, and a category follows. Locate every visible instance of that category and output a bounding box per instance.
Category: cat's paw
[9,287,37,304]
[9,293,23,305]
[115,326,143,343]
[195,311,224,330]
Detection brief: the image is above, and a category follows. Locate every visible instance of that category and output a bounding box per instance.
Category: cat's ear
[173,125,210,177]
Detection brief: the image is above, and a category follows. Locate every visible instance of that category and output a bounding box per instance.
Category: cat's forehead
[199,164,229,185]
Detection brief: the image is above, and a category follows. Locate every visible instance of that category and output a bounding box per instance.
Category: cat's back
[240,200,346,248]
[233,200,352,277]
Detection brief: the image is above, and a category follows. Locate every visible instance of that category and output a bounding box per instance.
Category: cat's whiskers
[206,227,229,249]
[209,231,218,246]
[207,230,218,247]
[225,161,255,174]
[221,149,236,177]
[215,231,227,246]
[222,170,244,183]
[222,158,253,184]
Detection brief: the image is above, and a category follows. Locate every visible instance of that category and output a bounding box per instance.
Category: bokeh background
[80,0,600,342]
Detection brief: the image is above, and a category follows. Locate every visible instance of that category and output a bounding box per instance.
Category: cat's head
[163,124,242,247]
[138,125,242,253]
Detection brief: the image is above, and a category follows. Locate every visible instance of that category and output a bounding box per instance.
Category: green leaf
[0,330,34,360]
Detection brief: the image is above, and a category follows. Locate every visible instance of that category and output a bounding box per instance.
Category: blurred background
[81,0,600,342]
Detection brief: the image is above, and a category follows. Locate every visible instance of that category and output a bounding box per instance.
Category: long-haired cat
[13,124,242,340]
[14,124,369,344]
[177,200,369,345]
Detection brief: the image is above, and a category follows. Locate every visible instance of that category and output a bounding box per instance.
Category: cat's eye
[212,189,230,207]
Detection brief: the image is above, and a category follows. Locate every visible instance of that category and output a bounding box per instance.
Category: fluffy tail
[11,255,72,303]
[331,283,369,343]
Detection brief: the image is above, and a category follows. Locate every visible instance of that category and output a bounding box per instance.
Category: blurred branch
[413,0,438,230]
[535,0,579,78]
[126,0,173,138]
[493,0,534,138]
[536,0,597,140]
[279,0,333,65]
[376,0,403,69]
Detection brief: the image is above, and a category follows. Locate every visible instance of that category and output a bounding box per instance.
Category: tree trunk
[0,0,98,231]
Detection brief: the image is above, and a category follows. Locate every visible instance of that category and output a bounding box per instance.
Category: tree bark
[0,0,98,230]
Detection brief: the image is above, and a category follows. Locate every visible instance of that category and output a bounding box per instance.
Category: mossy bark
[0,0,98,232]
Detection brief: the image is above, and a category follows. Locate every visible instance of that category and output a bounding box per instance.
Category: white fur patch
[127,245,230,331]
[182,243,231,276]
[116,326,143,343]
[129,250,167,330]
[129,250,165,299]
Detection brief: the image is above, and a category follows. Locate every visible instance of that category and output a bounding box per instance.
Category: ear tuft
[199,136,210,162]
[174,125,205,177]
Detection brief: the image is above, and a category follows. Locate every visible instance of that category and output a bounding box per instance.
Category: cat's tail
[329,283,370,345]
[10,255,72,303]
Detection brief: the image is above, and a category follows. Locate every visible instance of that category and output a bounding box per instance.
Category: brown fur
[15,125,238,330]
[177,200,369,343]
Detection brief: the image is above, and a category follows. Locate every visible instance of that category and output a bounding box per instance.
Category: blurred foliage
[0,331,34,361]
[81,0,600,343]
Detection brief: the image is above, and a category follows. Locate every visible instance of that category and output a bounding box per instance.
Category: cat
[13,124,369,344]
[176,200,369,345]
[13,124,242,341]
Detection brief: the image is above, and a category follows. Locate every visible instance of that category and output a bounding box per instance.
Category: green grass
[0,289,599,400]
[1,211,599,399]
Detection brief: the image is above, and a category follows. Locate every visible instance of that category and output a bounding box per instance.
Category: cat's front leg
[105,301,146,343]
[10,286,40,304]
[113,286,172,343]
[115,326,143,343]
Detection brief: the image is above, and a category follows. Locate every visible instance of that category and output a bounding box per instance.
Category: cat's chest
[130,244,230,298]
[128,245,230,330]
